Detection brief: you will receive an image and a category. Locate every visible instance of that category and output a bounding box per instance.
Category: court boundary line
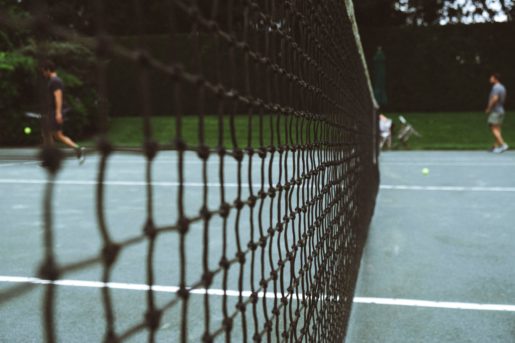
[0,276,326,302]
[353,297,515,312]
[2,276,515,312]
[1,179,515,192]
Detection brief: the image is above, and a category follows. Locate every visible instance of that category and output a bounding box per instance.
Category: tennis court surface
[0,143,377,342]
[347,151,515,343]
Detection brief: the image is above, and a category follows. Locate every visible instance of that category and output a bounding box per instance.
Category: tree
[355,0,513,27]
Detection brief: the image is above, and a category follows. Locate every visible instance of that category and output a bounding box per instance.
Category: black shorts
[48,108,70,132]
[49,115,64,132]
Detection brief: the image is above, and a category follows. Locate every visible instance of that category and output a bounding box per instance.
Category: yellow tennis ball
[24,127,32,135]
[422,168,429,175]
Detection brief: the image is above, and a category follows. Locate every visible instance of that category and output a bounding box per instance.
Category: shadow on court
[347,151,515,343]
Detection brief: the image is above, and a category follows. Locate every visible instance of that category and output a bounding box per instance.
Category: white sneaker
[76,147,86,164]
[492,144,509,154]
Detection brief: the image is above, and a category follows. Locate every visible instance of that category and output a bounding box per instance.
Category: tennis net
[0,0,378,342]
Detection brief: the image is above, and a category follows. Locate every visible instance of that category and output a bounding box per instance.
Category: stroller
[380,115,421,150]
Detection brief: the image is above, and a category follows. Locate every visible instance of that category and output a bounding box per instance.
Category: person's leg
[53,131,79,149]
[53,131,85,163]
[490,125,505,146]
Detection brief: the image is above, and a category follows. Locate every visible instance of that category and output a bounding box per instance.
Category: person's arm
[54,89,63,124]
[485,95,499,113]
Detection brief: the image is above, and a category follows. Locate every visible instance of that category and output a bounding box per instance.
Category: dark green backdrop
[361,22,514,112]
[104,23,514,116]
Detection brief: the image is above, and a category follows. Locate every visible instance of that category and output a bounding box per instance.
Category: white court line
[2,276,514,312]
[1,179,515,193]
[353,297,515,312]
[380,185,515,192]
[381,162,515,166]
[0,161,39,167]
[0,276,308,301]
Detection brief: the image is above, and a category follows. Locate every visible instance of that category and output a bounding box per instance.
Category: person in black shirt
[40,60,85,164]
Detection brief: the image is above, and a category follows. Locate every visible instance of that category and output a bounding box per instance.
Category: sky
[397,0,513,24]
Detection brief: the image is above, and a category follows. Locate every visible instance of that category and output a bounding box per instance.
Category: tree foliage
[355,0,513,27]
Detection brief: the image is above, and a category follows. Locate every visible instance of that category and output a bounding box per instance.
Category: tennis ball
[24,127,32,135]
[422,167,429,175]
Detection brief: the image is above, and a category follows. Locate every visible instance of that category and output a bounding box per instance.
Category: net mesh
[0,0,378,342]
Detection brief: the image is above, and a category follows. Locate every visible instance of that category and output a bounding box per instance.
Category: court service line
[353,297,515,312]
[2,276,515,312]
[1,179,515,192]
[380,185,515,192]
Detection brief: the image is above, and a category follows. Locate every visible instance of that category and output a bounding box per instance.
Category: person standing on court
[40,60,85,163]
[485,73,508,153]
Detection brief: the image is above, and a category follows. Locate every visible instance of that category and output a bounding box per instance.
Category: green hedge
[106,34,248,116]
[0,41,100,146]
[361,22,515,112]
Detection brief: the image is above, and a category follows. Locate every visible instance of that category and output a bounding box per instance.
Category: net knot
[247,196,257,208]
[143,220,157,239]
[247,241,258,251]
[39,147,63,175]
[234,199,244,210]
[144,140,159,160]
[223,318,233,332]
[267,187,276,198]
[252,333,262,342]
[236,302,246,312]
[219,203,231,218]
[202,272,214,287]
[202,333,214,343]
[258,190,267,200]
[271,306,280,316]
[232,148,244,162]
[245,147,254,156]
[270,271,278,281]
[145,309,162,331]
[219,257,230,270]
[178,217,190,234]
[38,258,59,281]
[102,243,120,266]
[177,286,189,300]
[197,145,210,160]
[216,146,226,157]
[200,206,212,221]
[264,320,273,332]
[250,292,259,304]
[236,251,246,264]
[174,138,187,151]
[257,148,267,158]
